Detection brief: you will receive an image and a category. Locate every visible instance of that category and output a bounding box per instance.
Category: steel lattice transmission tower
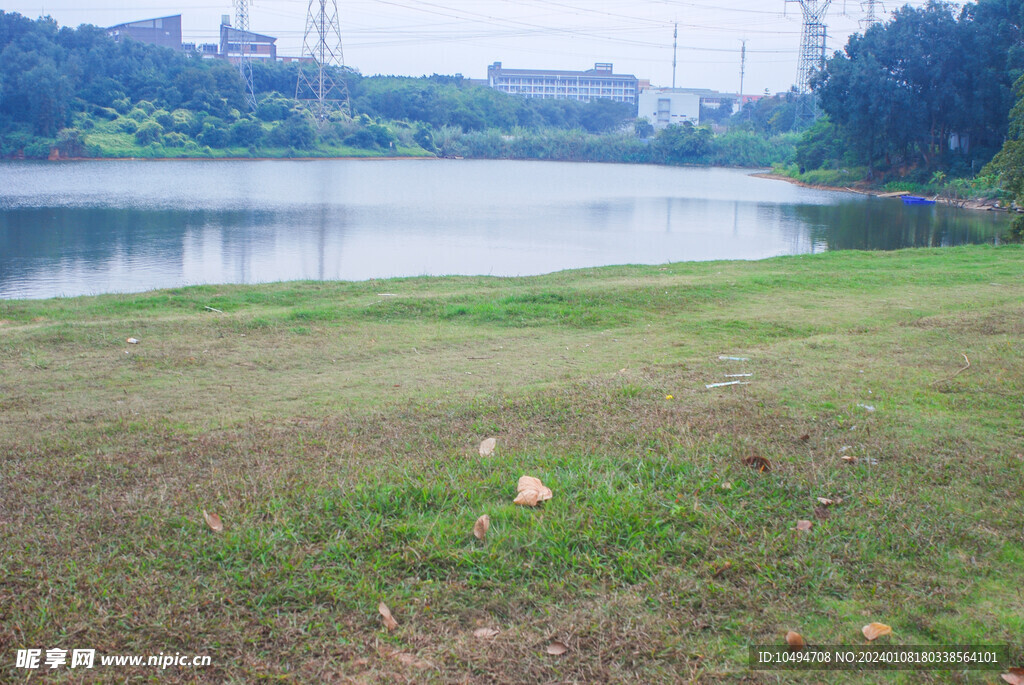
[785,0,832,128]
[296,0,351,124]
[786,0,833,94]
[235,0,257,111]
[861,0,883,30]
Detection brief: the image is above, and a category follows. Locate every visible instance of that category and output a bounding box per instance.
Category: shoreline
[34,154,437,163]
[752,172,1011,213]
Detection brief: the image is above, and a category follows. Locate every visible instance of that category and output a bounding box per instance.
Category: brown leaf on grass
[743,456,772,472]
[378,602,398,631]
[513,489,540,506]
[816,497,835,506]
[785,631,806,650]
[478,437,497,457]
[799,433,810,442]
[795,520,813,531]
[861,622,892,641]
[546,641,568,656]
[841,455,858,463]
[391,651,432,670]
[202,510,223,532]
[473,627,499,639]
[712,561,732,577]
[514,475,553,507]
[1002,670,1024,685]
[473,515,490,541]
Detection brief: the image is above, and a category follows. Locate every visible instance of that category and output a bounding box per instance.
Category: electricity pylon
[861,0,884,30]
[295,0,351,124]
[785,0,832,127]
[235,0,257,111]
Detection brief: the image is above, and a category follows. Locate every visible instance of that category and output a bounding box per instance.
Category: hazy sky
[5,0,935,93]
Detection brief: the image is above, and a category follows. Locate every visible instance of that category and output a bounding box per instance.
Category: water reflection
[0,161,1010,299]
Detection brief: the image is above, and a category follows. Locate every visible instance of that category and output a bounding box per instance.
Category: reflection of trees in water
[0,207,289,286]
[791,200,1007,251]
[2,207,246,264]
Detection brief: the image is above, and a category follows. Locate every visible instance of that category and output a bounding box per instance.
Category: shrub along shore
[2,246,1023,682]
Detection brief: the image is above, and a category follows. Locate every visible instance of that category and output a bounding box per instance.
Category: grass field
[1,246,1022,683]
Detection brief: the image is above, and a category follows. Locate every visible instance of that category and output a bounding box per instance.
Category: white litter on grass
[724,373,753,378]
[706,381,750,389]
[857,403,876,412]
[126,338,139,344]
[718,355,749,361]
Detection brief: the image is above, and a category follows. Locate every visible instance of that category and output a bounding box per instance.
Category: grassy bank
[1,247,1023,682]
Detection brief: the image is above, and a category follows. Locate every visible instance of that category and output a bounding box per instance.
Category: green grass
[1,246,1023,682]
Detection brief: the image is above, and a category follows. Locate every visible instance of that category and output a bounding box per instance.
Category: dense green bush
[134,121,163,146]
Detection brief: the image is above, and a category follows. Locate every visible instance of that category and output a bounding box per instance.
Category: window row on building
[486,62,640,105]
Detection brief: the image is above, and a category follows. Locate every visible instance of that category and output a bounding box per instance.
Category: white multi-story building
[638,88,744,130]
[486,62,639,105]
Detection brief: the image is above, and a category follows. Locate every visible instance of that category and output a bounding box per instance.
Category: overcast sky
[5,0,936,93]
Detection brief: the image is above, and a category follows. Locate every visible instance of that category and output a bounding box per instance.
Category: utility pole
[785,0,832,127]
[738,39,747,119]
[672,23,678,89]
[235,0,257,111]
[739,39,746,100]
[296,0,351,125]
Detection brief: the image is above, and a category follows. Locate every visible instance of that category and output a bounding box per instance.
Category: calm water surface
[0,159,1010,299]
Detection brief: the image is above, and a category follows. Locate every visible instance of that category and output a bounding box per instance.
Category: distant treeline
[0,11,795,166]
[8,0,1024,201]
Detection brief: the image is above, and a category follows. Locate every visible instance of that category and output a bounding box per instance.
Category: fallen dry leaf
[861,622,892,641]
[743,456,772,472]
[391,651,432,670]
[546,641,568,656]
[785,631,806,650]
[1001,669,1024,685]
[841,455,858,463]
[514,475,553,507]
[513,489,541,506]
[473,514,490,541]
[378,602,399,631]
[712,561,732,577]
[799,433,810,442]
[478,437,497,457]
[795,520,813,531]
[473,627,499,639]
[720,481,732,490]
[816,497,835,506]
[202,510,223,532]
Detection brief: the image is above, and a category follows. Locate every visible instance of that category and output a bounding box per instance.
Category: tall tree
[814,0,1021,173]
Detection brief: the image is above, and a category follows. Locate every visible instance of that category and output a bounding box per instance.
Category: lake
[0,159,1010,299]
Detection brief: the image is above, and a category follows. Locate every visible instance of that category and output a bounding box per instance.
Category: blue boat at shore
[902,195,936,205]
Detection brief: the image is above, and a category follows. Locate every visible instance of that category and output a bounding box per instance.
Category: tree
[656,124,713,163]
[634,119,655,138]
[814,0,1020,174]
